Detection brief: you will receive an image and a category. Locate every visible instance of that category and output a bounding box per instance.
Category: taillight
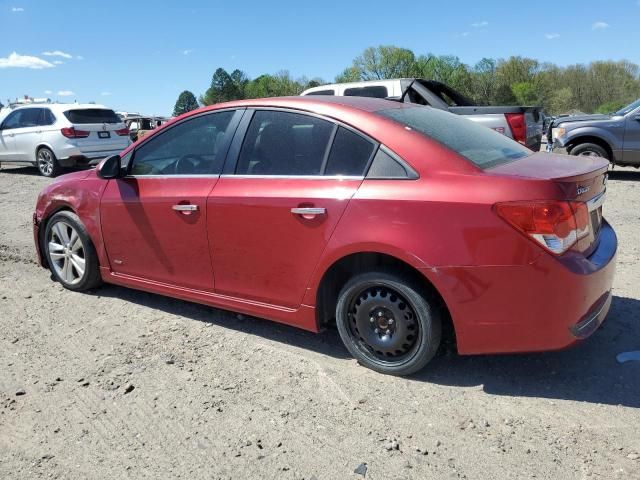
[115,127,129,136]
[505,113,526,145]
[61,127,90,138]
[495,200,590,255]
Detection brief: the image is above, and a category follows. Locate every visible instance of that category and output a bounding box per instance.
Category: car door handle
[291,207,326,216]
[172,204,199,212]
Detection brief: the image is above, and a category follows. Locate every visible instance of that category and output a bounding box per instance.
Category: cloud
[42,50,73,59]
[592,21,609,30]
[57,90,75,96]
[53,60,64,65]
[44,90,53,95]
[100,91,112,96]
[459,32,471,37]
[11,6,24,12]
[76,55,84,60]
[0,52,54,69]
[471,21,488,28]
[545,33,560,39]
[182,49,193,55]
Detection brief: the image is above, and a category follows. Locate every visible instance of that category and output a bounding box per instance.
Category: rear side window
[236,111,334,175]
[324,127,375,176]
[344,86,388,98]
[378,106,531,169]
[41,109,56,125]
[306,90,335,96]
[64,108,121,124]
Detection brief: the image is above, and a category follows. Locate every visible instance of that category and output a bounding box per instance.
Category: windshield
[615,99,640,116]
[377,106,531,169]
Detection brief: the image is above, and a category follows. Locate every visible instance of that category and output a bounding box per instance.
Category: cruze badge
[576,185,590,195]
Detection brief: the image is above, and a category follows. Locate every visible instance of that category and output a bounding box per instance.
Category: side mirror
[96,154,122,179]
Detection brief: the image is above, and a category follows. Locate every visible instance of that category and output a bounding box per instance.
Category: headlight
[551,127,566,140]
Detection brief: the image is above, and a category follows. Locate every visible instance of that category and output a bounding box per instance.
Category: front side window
[2,110,24,130]
[377,106,531,169]
[236,111,333,175]
[130,111,235,176]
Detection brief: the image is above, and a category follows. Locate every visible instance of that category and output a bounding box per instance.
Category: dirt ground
[0,164,639,480]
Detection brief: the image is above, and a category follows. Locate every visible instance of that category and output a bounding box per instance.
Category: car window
[324,127,375,176]
[40,109,56,126]
[366,147,417,179]
[344,86,388,98]
[236,110,334,176]
[377,106,531,169]
[130,111,235,176]
[63,108,121,124]
[2,110,23,130]
[306,89,335,96]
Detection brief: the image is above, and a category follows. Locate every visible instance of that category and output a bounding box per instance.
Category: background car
[33,96,616,376]
[0,103,130,177]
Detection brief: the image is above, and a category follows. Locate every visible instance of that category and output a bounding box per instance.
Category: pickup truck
[301,78,544,151]
[550,98,640,167]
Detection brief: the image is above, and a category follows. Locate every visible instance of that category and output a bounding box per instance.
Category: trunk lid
[489,152,609,255]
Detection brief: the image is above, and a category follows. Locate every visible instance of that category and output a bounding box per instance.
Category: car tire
[37,147,61,177]
[570,143,609,160]
[335,271,442,376]
[43,211,102,291]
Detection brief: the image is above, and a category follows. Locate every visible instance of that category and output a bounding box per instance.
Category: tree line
[173,45,640,117]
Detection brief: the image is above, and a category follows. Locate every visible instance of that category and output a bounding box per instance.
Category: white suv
[0,103,130,177]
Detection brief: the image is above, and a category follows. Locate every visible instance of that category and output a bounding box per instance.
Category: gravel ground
[0,164,639,480]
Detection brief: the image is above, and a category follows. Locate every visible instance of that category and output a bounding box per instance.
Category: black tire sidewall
[43,211,101,291]
[571,143,609,160]
[335,272,441,376]
[37,147,60,178]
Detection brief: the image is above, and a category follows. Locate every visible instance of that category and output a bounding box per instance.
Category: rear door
[622,107,640,165]
[100,109,242,290]
[10,108,42,161]
[63,108,129,154]
[207,109,377,308]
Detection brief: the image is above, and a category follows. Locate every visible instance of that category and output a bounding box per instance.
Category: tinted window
[130,111,235,176]
[306,90,335,96]
[378,106,531,169]
[41,109,56,126]
[367,148,417,179]
[324,127,375,176]
[236,111,333,175]
[344,86,388,98]
[64,108,121,124]
[2,110,23,129]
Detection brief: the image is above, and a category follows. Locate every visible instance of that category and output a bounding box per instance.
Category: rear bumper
[427,221,617,355]
[58,150,123,167]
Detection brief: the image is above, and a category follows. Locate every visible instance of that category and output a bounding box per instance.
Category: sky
[1,0,639,115]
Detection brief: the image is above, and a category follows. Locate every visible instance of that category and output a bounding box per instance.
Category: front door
[100,109,241,290]
[0,109,22,161]
[622,107,640,165]
[11,108,43,161]
[208,109,377,308]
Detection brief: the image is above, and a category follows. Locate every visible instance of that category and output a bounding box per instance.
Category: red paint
[33,96,617,355]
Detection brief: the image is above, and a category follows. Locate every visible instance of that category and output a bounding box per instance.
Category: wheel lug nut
[374,328,379,334]
[378,311,384,317]
[370,317,375,323]
[388,319,394,324]
[385,329,391,335]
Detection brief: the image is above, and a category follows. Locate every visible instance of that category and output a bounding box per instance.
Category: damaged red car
[33,96,617,375]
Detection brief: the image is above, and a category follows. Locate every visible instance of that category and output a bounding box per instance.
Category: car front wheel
[570,143,609,160]
[335,272,442,376]
[44,211,102,291]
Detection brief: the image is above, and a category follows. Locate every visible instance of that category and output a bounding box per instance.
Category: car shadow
[609,169,640,181]
[92,285,639,407]
[0,165,41,176]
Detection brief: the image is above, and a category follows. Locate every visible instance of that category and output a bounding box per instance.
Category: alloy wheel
[38,149,54,176]
[47,221,86,285]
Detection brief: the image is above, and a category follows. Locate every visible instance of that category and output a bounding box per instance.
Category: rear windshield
[377,106,531,169]
[63,108,121,124]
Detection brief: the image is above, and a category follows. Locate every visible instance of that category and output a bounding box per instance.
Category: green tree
[335,66,361,83]
[511,82,538,105]
[351,46,416,80]
[200,67,247,105]
[172,90,199,117]
[595,101,625,114]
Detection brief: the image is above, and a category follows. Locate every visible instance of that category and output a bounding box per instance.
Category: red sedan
[33,96,616,376]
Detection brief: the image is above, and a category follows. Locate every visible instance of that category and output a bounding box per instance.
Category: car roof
[10,103,113,112]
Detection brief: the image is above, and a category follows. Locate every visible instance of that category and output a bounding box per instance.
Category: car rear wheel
[335,272,441,376]
[44,211,102,291]
[570,143,609,160]
[37,147,61,177]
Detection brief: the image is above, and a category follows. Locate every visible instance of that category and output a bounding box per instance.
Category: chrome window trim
[124,174,222,179]
[219,174,364,180]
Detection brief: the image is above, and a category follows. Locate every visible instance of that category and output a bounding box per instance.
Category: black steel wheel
[336,272,441,376]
